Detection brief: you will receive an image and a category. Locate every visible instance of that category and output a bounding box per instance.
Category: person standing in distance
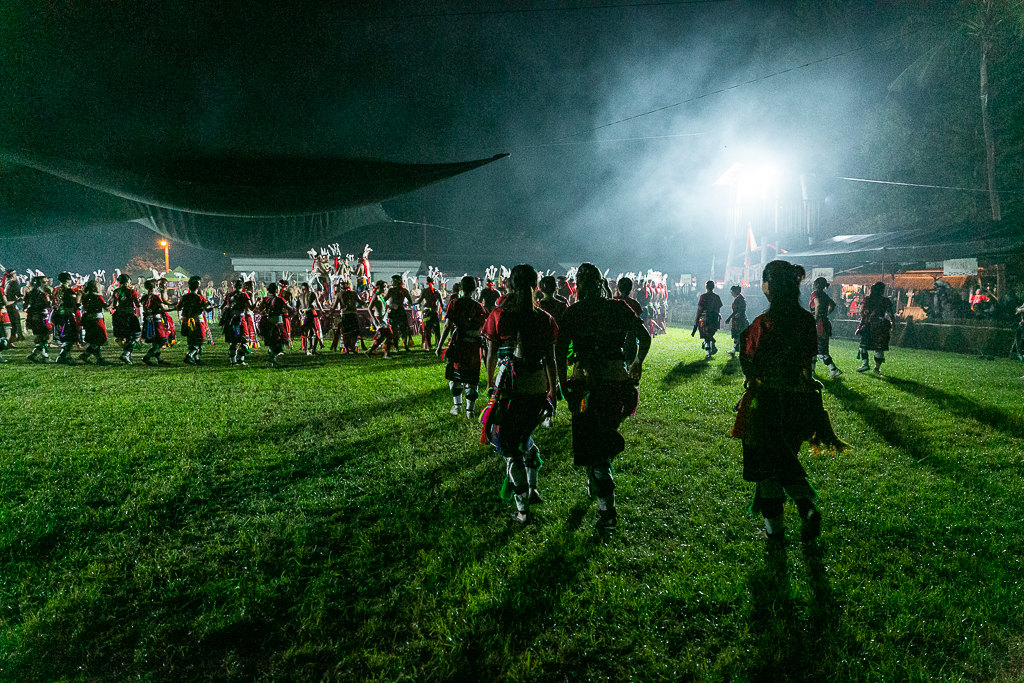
[693,280,723,360]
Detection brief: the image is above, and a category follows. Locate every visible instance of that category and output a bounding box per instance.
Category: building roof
[785,221,1024,268]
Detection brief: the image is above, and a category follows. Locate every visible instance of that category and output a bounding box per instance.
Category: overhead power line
[826,175,1022,194]
[550,24,938,143]
[391,219,480,236]
[345,0,730,22]
[526,132,708,149]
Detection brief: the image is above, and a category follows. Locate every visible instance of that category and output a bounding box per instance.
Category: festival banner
[943,258,977,277]
[811,267,834,282]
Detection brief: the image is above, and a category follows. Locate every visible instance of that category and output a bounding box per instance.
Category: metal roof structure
[784,221,1024,269]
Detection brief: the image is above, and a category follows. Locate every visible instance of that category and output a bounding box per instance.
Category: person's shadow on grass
[662,358,711,387]
[882,375,1022,437]
[743,540,845,683]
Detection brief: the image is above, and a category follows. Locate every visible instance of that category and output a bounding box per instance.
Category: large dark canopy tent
[0,147,508,255]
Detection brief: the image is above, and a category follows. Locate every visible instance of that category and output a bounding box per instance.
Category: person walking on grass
[141,279,171,366]
[614,276,644,365]
[177,276,214,366]
[111,273,141,365]
[3,267,24,343]
[78,279,111,365]
[556,263,650,533]
[50,272,81,366]
[724,285,749,359]
[417,276,444,352]
[221,279,253,366]
[0,274,9,363]
[436,275,488,418]
[693,280,723,360]
[731,260,847,544]
[481,264,558,525]
[257,282,293,369]
[366,280,394,359]
[809,277,843,378]
[856,281,895,374]
[24,275,52,363]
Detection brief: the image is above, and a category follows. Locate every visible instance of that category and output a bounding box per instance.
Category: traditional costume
[386,277,413,352]
[51,274,81,365]
[418,279,443,351]
[297,285,323,355]
[440,285,487,417]
[693,284,723,359]
[334,284,362,354]
[809,278,842,378]
[556,270,649,532]
[24,277,53,363]
[79,283,110,365]
[725,286,749,359]
[141,281,170,366]
[613,277,644,366]
[110,277,142,364]
[0,271,11,362]
[221,283,253,365]
[366,283,393,358]
[480,273,557,524]
[3,270,23,342]
[257,285,290,368]
[856,282,895,374]
[731,261,846,543]
[177,278,213,365]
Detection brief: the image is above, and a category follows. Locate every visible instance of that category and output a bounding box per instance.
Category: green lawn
[1,329,1022,682]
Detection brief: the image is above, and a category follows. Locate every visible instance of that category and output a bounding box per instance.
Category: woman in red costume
[79,279,111,365]
[481,265,558,524]
[436,275,487,417]
[556,263,650,532]
[731,260,846,543]
[141,279,171,366]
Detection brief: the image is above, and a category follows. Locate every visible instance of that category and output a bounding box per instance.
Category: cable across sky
[547,23,940,144]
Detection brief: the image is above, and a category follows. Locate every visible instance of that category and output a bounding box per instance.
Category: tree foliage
[839,1,1024,232]
[124,254,160,278]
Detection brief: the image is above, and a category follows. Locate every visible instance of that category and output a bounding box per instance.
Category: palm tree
[889,0,1011,221]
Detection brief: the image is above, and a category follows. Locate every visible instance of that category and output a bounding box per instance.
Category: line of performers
[0,265,671,369]
[2,261,853,544]
[436,266,653,532]
[690,273,896,379]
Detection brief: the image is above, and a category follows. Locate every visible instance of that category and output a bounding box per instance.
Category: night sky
[0,0,944,278]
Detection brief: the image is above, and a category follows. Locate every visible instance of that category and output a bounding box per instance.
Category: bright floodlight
[714,163,781,198]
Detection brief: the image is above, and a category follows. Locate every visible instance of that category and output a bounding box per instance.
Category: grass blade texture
[1,329,1022,682]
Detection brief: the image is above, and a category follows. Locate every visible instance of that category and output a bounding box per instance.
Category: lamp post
[158,240,169,273]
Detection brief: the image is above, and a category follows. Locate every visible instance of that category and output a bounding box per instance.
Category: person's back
[561,296,640,372]
[741,304,817,390]
[537,275,568,324]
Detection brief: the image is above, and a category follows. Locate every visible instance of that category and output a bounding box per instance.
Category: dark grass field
[1,328,1022,682]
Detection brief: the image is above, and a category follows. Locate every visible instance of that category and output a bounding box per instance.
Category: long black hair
[762,260,802,312]
[502,264,538,314]
[576,263,610,301]
[867,281,887,302]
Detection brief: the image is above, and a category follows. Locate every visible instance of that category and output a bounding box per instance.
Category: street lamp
[158,240,169,273]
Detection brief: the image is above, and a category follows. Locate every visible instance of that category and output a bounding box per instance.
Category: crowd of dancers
[2,256,875,538]
[0,261,671,369]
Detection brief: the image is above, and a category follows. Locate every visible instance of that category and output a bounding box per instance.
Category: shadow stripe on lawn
[882,376,1023,438]
[822,381,971,480]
